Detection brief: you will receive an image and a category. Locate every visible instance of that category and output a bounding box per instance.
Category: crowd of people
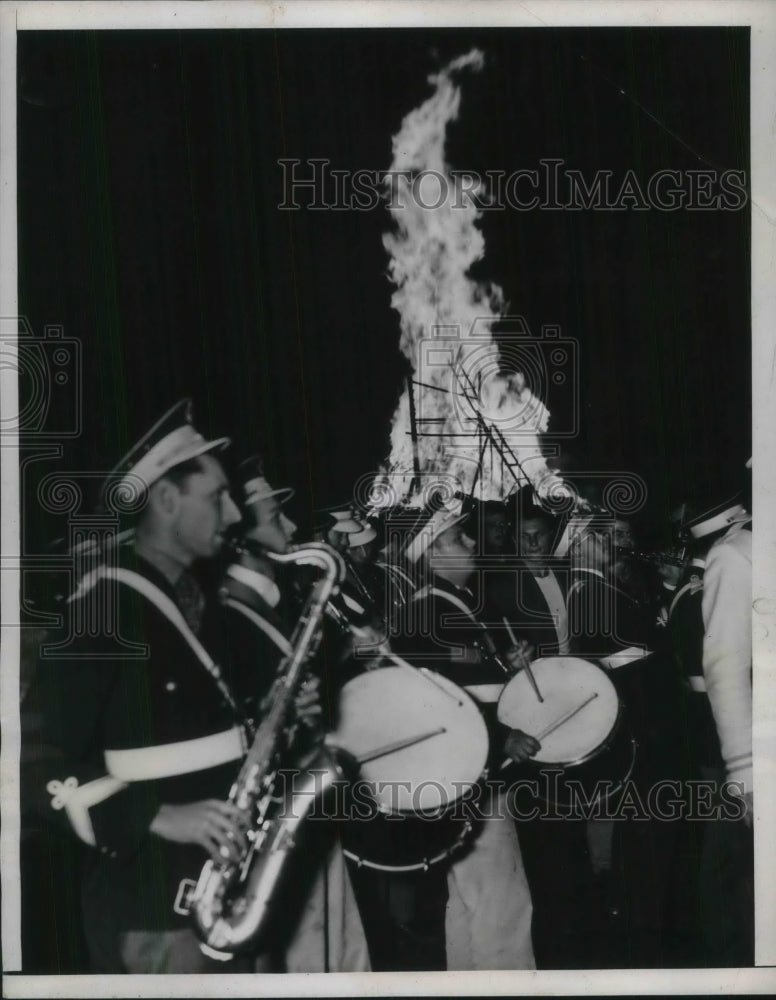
[20,400,754,973]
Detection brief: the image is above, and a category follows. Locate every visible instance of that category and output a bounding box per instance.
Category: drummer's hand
[504,728,541,763]
[504,639,535,674]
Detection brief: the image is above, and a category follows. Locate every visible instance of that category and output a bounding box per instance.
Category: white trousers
[446,795,535,970]
[284,839,371,973]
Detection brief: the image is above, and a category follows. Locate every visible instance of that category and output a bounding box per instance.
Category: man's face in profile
[172,454,241,561]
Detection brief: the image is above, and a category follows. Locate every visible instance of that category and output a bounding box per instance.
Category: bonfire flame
[373,49,562,509]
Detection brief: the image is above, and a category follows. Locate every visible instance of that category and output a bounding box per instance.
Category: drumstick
[382,651,465,705]
[502,617,543,703]
[499,691,599,770]
[535,691,599,741]
[356,727,447,764]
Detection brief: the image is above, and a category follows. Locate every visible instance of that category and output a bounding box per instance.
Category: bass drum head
[330,665,489,814]
[497,657,619,766]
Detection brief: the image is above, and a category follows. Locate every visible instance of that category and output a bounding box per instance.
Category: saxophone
[179,543,347,959]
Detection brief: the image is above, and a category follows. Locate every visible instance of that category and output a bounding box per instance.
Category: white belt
[687,676,707,693]
[105,726,245,782]
[599,646,650,670]
[463,683,504,704]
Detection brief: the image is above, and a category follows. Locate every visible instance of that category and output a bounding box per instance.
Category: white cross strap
[80,566,237,710]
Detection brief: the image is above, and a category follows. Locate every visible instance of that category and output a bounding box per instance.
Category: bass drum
[497,656,637,815]
[329,663,489,872]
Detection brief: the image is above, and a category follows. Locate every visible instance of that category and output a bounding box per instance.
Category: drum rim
[342,817,474,872]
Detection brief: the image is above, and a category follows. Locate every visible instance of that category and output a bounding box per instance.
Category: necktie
[175,571,205,635]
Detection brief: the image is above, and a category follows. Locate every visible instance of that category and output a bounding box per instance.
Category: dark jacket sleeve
[23,639,162,859]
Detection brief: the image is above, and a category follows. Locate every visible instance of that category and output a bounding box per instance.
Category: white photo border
[2,1,774,995]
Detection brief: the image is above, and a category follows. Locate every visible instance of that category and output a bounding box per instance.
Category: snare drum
[329,663,489,871]
[497,656,637,813]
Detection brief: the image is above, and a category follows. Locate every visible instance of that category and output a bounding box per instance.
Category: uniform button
[165,681,177,692]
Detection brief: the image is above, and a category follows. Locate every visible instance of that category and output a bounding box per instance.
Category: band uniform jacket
[667,560,723,770]
[478,557,570,658]
[215,562,291,725]
[390,574,536,970]
[701,521,752,794]
[392,575,510,770]
[566,566,684,784]
[23,551,250,933]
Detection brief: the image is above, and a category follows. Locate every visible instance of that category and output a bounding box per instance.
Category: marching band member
[566,518,653,664]
[19,559,90,971]
[567,515,688,966]
[667,539,720,778]
[611,518,658,610]
[344,517,383,613]
[685,493,754,965]
[466,489,569,664]
[316,505,362,554]
[373,548,417,615]
[480,489,591,969]
[216,460,371,972]
[337,514,387,644]
[367,510,419,629]
[393,505,538,971]
[464,498,512,556]
[696,497,753,821]
[22,401,251,973]
[316,506,384,642]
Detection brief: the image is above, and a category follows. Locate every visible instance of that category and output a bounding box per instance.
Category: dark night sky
[17,27,750,544]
